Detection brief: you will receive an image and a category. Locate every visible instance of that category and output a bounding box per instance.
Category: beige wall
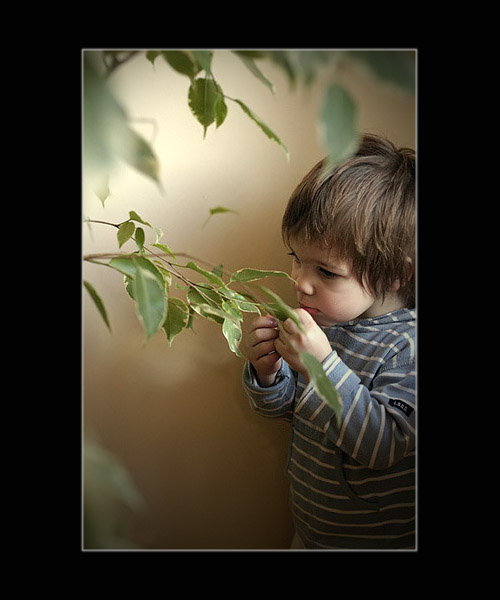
[83,50,416,549]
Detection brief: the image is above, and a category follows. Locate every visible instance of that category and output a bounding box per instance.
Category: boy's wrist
[248,363,282,388]
[256,371,280,388]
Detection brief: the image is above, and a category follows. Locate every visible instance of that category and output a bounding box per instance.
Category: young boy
[240,134,415,550]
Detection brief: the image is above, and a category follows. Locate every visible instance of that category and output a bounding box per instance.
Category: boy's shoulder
[357,308,415,337]
[325,308,414,334]
[324,309,416,367]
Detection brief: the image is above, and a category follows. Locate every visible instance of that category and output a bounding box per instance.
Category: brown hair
[282,133,415,307]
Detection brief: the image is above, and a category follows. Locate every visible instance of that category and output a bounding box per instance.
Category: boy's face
[288,237,384,326]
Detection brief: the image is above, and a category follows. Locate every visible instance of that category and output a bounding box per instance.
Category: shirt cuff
[244,361,288,391]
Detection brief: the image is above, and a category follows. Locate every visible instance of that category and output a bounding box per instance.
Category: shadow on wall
[84,298,294,549]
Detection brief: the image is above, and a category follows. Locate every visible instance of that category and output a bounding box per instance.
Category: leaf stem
[144,248,222,308]
[85,219,120,229]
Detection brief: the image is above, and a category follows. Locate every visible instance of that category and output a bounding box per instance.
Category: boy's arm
[296,350,415,469]
[276,309,415,469]
[242,360,296,422]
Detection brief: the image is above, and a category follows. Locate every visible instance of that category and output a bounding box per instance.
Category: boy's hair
[282,133,415,308]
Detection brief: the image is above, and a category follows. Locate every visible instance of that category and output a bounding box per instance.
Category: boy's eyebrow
[318,259,347,273]
[289,246,347,273]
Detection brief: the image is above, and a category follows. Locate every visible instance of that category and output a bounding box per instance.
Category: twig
[84,219,120,229]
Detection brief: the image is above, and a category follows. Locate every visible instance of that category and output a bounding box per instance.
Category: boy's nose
[294,273,314,296]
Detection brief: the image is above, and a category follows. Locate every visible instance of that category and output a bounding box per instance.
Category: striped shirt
[242,308,416,550]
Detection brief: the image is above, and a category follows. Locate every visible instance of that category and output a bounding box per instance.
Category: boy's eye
[288,251,300,263]
[319,267,337,279]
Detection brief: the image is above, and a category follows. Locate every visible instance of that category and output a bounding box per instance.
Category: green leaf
[83,54,121,175]
[221,300,242,321]
[152,263,173,287]
[203,206,238,228]
[133,257,167,340]
[217,287,261,314]
[187,284,223,307]
[294,50,335,87]
[233,51,275,94]
[299,352,343,427]
[268,51,298,86]
[188,78,226,136]
[348,50,415,93]
[187,285,225,323]
[128,210,163,243]
[162,50,201,80]
[232,50,268,59]
[117,221,136,248]
[258,286,305,332]
[162,297,189,346]
[84,280,111,331]
[191,303,236,324]
[320,82,358,165]
[212,264,224,278]
[109,256,137,278]
[184,261,226,287]
[152,242,177,261]
[128,210,151,227]
[230,267,294,284]
[93,173,110,206]
[116,125,160,182]
[84,53,161,187]
[231,98,289,159]
[124,275,135,300]
[133,256,166,289]
[222,318,244,357]
[146,50,161,66]
[192,50,213,75]
[214,93,228,128]
[262,302,289,322]
[153,227,164,243]
[109,256,165,295]
[135,227,145,251]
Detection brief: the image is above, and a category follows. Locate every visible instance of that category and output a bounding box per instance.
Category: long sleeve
[244,309,416,549]
[295,349,415,469]
[242,360,297,422]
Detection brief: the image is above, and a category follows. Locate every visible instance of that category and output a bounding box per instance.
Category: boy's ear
[390,257,414,292]
[406,257,414,280]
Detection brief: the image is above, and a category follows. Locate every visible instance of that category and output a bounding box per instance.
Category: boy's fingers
[252,316,278,330]
[252,327,279,344]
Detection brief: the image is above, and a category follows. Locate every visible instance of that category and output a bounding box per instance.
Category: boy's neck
[359,292,406,320]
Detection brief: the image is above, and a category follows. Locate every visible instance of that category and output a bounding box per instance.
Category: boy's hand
[239,315,282,387]
[274,309,332,382]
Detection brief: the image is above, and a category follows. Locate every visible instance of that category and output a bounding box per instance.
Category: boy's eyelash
[319,267,337,279]
[287,252,337,279]
[288,252,336,278]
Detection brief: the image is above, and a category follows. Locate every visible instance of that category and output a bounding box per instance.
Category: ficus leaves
[188,78,227,136]
[85,49,415,208]
[84,210,343,423]
[300,353,343,427]
[148,49,289,157]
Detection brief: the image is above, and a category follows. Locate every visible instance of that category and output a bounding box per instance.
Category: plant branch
[83,252,129,261]
[174,252,231,279]
[146,247,223,308]
[85,219,120,229]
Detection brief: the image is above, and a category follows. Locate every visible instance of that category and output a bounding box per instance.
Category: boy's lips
[299,303,319,316]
